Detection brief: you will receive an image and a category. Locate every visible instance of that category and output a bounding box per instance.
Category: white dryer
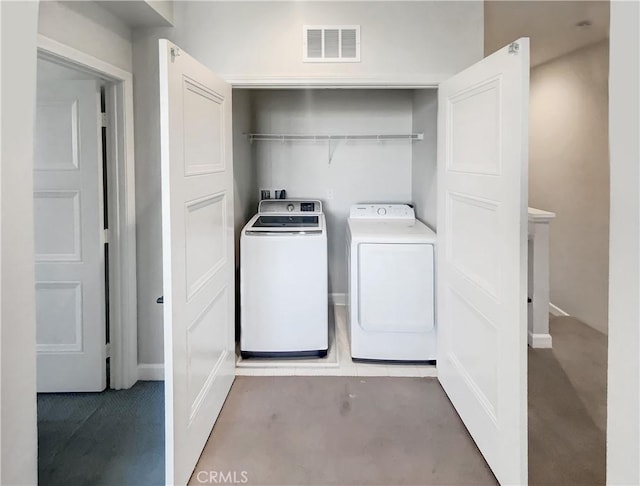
[241,200,328,358]
[347,204,436,361]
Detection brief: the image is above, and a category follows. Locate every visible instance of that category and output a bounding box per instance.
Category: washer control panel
[349,204,415,220]
[258,199,322,214]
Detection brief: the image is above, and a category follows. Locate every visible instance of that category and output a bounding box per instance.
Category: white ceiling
[485,1,610,67]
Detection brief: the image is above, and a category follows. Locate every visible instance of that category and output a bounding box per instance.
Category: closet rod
[247,133,424,143]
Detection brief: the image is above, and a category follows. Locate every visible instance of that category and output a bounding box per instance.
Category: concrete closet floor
[189,376,497,486]
[191,313,607,486]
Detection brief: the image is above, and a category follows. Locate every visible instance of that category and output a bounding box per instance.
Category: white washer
[240,200,328,358]
[347,204,437,361]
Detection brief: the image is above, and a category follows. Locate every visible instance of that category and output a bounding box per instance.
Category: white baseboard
[528,331,553,348]
[137,364,164,381]
[330,293,346,306]
[549,302,570,317]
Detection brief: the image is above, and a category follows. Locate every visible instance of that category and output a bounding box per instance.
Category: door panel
[437,39,529,485]
[159,40,235,485]
[34,80,106,393]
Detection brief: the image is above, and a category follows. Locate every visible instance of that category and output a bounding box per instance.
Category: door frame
[36,35,138,390]
[228,76,528,480]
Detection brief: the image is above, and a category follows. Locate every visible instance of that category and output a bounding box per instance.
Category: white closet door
[159,39,235,485]
[436,39,530,485]
[34,80,106,393]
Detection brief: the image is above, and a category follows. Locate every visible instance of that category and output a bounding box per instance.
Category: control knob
[377,207,387,216]
[287,203,295,212]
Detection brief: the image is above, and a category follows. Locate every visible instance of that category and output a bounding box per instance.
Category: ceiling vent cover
[303,25,360,63]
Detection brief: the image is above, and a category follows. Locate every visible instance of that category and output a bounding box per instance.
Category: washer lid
[348,218,436,244]
[244,212,326,235]
[252,215,319,228]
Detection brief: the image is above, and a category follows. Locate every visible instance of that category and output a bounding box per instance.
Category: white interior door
[159,39,236,485]
[34,79,106,393]
[436,38,529,484]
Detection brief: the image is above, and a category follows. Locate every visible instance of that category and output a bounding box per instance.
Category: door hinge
[170,47,181,62]
[103,228,109,244]
[508,42,520,55]
[100,112,108,127]
[105,342,111,359]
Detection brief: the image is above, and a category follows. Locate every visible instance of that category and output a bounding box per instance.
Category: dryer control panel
[349,204,415,220]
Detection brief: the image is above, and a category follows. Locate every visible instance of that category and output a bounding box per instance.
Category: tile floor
[236,305,437,378]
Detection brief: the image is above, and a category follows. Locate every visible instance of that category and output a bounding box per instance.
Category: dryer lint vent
[303,25,361,63]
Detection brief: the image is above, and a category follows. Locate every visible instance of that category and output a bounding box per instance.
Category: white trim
[528,332,553,349]
[37,35,139,390]
[330,293,346,306]
[137,364,165,381]
[0,2,3,479]
[225,75,445,89]
[37,35,131,81]
[549,302,570,317]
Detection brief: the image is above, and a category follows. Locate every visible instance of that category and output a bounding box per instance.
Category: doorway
[33,43,160,485]
[483,2,611,483]
[526,38,610,484]
[36,36,139,390]
[157,35,530,484]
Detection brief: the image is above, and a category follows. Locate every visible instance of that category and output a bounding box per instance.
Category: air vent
[303,25,361,63]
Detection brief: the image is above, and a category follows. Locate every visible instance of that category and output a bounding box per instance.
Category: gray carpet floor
[528,315,607,485]
[37,381,164,486]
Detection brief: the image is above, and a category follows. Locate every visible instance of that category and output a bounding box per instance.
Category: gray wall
[38,1,133,72]
[1,3,40,483]
[232,89,259,264]
[131,30,167,366]
[411,89,438,230]
[250,89,414,295]
[529,40,610,334]
[607,1,640,480]
[170,1,483,80]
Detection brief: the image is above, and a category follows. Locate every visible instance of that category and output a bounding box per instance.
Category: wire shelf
[247,133,424,143]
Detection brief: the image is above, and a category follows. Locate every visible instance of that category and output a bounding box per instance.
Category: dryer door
[357,243,435,332]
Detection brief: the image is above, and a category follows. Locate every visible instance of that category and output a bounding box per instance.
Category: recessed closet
[231,87,438,295]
